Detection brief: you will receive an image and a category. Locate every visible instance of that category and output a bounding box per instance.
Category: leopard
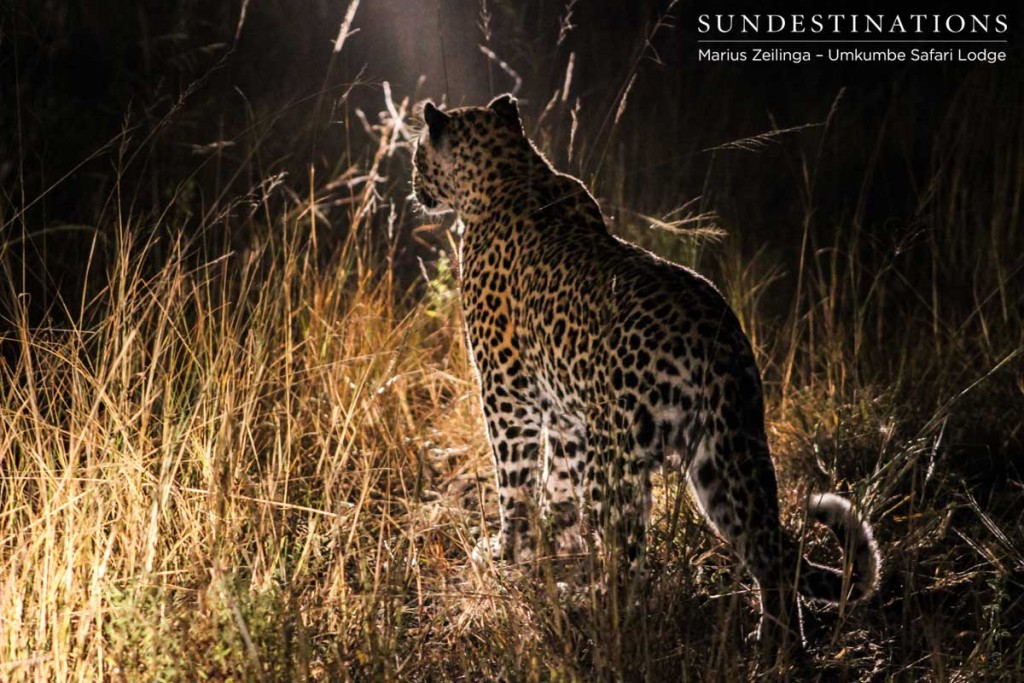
[411,93,880,645]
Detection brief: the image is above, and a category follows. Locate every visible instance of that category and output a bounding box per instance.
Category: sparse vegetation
[1,1,1022,680]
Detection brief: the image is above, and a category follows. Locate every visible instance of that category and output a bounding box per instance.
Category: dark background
[1,0,1021,326]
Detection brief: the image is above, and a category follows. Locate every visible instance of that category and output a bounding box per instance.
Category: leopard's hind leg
[686,428,804,651]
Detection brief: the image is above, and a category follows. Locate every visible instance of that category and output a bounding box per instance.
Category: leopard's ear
[423,101,450,143]
[488,94,522,132]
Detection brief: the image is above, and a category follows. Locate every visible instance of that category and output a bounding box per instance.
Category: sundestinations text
[697,14,1008,35]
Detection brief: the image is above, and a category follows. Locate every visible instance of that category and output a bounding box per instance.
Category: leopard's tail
[795,493,880,604]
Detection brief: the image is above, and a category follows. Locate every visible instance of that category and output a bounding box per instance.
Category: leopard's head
[411,94,527,216]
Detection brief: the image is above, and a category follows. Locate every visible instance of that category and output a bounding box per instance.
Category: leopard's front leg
[577,410,653,582]
[478,393,544,563]
[541,425,588,556]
